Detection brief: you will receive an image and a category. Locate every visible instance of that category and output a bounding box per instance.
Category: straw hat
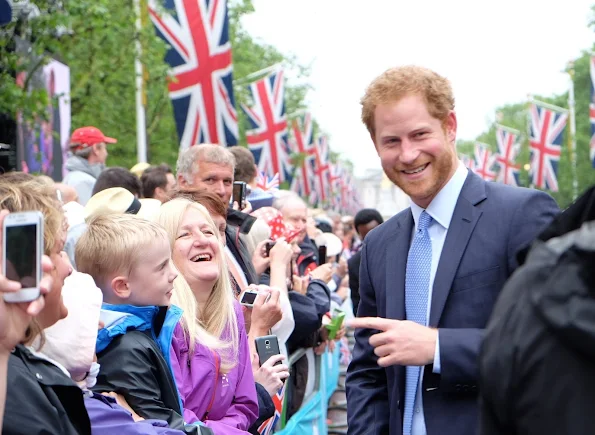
[130,162,151,178]
[84,188,141,220]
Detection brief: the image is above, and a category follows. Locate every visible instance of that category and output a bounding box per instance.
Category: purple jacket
[170,301,258,434]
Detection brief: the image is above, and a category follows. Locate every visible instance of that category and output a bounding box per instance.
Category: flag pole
[567,62,578,200]
[134,0,148,163]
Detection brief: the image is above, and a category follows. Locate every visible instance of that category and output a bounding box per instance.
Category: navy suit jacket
[345,171,559,435]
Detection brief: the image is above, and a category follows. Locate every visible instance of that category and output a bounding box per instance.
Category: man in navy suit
[345,65,559,435]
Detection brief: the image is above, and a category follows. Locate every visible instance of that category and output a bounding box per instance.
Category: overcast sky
[242,0,594,176]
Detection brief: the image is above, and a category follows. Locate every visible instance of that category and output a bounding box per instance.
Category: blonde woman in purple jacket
[158,199,258,434]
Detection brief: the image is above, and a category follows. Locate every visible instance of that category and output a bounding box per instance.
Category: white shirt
[409,162,468,435]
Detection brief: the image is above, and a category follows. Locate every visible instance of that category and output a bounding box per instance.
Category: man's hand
[310,263,333,283]
[348,317,437,367]
[291,275,308,295]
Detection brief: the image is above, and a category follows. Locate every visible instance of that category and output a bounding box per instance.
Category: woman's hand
[252,240,271,276]
[252,353,289,397]
[269,238,293,269]
[0,210,53,355]
[250,287,282,334]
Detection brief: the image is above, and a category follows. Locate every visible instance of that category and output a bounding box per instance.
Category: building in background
[355,169,409,220]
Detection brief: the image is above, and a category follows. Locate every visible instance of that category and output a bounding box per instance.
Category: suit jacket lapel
[386,209,413,322]
[429,172,486,327]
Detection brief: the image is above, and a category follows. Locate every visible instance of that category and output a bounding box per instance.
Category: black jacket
[225,223,258,285]
[93,307,211,435]
[248,383,275,435]
[479,219,595,434]
[347,249,362,316]
[4,344,91,435]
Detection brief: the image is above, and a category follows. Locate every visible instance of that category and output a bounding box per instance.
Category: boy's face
[127,237,178,307]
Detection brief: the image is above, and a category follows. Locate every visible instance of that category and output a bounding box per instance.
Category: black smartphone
[318,245,327,266]
[232,181,247,209]
[255,335,282,366]
[265,241,276,257]
[239,290,258,308]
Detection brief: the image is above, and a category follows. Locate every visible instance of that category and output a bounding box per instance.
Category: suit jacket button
[35,373,43,380]
[471,385,477,392]
[463,385,469,392]
[455,384,461,391]
[397,400,401,409]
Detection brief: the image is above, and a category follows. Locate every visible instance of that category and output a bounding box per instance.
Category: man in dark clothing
[348,208,384,315]
[479,186,595,435]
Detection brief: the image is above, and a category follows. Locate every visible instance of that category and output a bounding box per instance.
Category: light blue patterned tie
[402,210,433,435]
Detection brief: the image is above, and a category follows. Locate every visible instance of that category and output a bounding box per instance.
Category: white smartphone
[3,211,44,303]
[239,290,258,308]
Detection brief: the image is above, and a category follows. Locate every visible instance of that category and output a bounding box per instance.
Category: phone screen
[233,182,245,207]
[241,291,258,306]
[318,245,327,266]
[5,224,38,288]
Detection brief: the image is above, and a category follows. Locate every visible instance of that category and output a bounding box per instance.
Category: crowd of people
[3,63,594,435]
[0,136,379,434]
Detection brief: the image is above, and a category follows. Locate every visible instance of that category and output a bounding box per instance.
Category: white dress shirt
[408,161,468,435]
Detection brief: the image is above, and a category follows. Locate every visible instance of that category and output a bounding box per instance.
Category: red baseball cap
[69,126,117,151]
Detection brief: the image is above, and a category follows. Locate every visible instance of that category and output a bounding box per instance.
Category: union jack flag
[257,383,285,435]
[339,337,352,366]
[242,69,293,183]
[529,102,568,192]
[310,135,331,204]
[590,56,595,167]
[495,126,521,186]
[459,153,475,173]
[255,171,280,192]
[148,0,238,149]
[328,163,343,210]
[474,143,496,181]
[289,113,315,198]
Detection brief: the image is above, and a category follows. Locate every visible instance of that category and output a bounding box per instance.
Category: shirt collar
[410,161,468,231]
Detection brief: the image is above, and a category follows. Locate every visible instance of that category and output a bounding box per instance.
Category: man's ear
[177,174,188,188]
[154,186,165,200]
[111,276,131,300]
[445,110,458,144]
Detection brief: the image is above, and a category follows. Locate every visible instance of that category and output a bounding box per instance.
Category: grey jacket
[63,156,104,205]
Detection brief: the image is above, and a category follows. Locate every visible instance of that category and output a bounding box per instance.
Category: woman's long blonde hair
[157,198,239,372]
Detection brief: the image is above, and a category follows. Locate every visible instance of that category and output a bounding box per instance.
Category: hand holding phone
[255,335,282,366]
[239,289,258,308]
[232,181,247,210]
[3,211,44,303]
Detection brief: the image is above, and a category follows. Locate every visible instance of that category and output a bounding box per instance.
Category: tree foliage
[1,0,318,172]
[458,6,595,209]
